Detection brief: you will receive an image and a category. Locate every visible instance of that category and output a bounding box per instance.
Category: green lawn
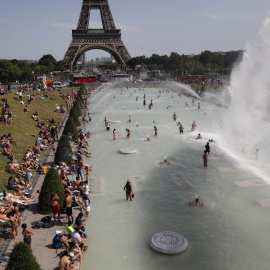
[0,87,76,191]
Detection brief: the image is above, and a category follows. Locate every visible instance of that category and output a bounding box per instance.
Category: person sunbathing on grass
[3,146,13,158]
[3,190,35,203]
[6,160,24,175]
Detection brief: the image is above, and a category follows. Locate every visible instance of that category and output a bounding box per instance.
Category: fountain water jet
[220,14,270,182]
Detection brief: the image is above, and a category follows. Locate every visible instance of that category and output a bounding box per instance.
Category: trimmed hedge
[7,242,41,270]
[38,168,64,213]
[77,95,84,108]
[63,117,78,141]
[69,107,80,127]
[54,135,73,165]
[73,100,82,117]
[79,85,86,96]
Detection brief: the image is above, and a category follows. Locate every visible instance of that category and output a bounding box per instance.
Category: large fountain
[219,15,270,182]
[81,15,270,270]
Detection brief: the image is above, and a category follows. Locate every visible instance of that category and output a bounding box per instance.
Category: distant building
[214,51,226,56]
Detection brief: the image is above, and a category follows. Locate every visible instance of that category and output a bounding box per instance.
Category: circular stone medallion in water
[109,120,121,124]
[150,231,188,255]
[119,147,138,154]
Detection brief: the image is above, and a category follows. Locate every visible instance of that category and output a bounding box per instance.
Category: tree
[55,60,67,71]
[69,107,80,127]
[7,242,41,270]
[55,135,73,165]
[38,168,64,213]
[34,65,47,76]
[21,68,34,82]
[0,60,21,82]
[199,50,214,66]
[38,54,57,68]
[73,100,82,117]
[98,62,117,71]
[63,117,79,141]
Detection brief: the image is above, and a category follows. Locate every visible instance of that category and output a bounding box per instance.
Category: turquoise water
[82,85,270,270]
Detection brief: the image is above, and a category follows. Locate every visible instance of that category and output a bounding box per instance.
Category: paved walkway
[0,111,87,269]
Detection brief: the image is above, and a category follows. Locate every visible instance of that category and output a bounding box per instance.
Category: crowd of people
[48,92,92,270]
[1,98,15,126]
[0,86,84,248]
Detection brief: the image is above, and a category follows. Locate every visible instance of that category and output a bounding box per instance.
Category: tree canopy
[127,50,243,76]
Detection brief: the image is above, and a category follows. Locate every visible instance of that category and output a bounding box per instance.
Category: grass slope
[0,88,73,191]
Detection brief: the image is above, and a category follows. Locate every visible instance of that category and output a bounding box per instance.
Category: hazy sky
[0,0,270,61]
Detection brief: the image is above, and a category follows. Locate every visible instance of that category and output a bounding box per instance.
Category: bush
[7,242,41,270]
[79,85,86,96]
[77,95,84,108]
[63,117,78,141]
[55,135,73,165]
[38,168,64,213]
[73,100,82,117]
[69,107,80,127]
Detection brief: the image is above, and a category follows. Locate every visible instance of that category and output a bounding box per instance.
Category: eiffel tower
[64,0,131,71]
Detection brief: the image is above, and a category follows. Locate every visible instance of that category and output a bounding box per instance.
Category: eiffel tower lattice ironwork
[64,0,131,71]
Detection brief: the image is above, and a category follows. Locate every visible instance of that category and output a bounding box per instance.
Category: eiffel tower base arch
[65,35,130,71]
[63,0,131,72]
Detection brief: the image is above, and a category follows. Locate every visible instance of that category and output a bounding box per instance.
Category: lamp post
[32,71,35,82]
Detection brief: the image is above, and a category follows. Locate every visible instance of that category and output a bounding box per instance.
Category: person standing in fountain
[113,129,116,140]
[202,150,208,167]
[179,124,184,134]
[126,129,130,138]
[191,121,197,131]
[154,126,158,136]
[205,142,210,154]
[173,112,177,121]
[123,180,133,201]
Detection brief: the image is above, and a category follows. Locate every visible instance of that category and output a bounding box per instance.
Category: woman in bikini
[123,180,133,201]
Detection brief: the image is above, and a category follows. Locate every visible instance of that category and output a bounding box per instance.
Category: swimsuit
[52,203,60,214]
[66,206,73,217]
[24,238,32,245]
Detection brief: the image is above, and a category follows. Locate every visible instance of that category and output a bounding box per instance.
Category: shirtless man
[9,214,19,239]
[22,223,34,252]
[191,121,197,131]
[179,124,184,134]
[172,112,177,121]
[49,193,61,223]
[59,254,79,270]
[126,129,130,138]
[65,190,74,223]
[77,155,84,181]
